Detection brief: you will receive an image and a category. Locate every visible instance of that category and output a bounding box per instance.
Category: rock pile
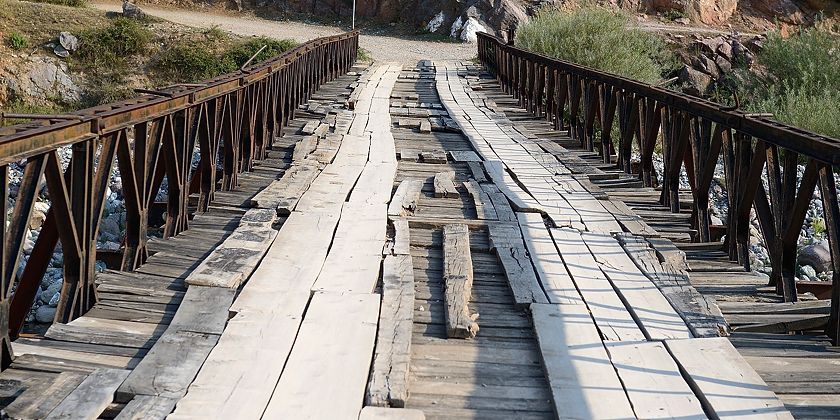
[673,32,762,96]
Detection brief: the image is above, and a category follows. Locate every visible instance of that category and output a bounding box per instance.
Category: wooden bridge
[0,30,838,419]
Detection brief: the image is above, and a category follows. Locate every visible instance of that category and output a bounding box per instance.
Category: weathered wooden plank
[116,286,235,401]
[604,341,706,419]
[618,234,728,337]
[420,150,447,164]
[433,171,459,198]
[550,228,645,342]
[463,180,498,220]
[480,183,516,222]
[367,254,415,408]
[388,179,424,217]
[114,395,178,420]
[488,223,549,308]
[582,232,692,340]
[359,406,426,420]
[44,319,163,349]
[467,161,487,182]
[293,135,318,161]
[11,341,139,369]
[449,150,481,162]
[262,292,380,419]
[531,303,636,419]
[4,371,87,419]
[312,202,387,294]
[517,213,581,305]
[185,208,277,288]
[45,368,130,419]
[443,224,479,338]
[665,337,793,419]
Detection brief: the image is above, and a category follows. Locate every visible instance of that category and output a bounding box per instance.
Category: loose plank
[443,224,479,338]
[3,371,87,419]
[531,303,635,419]
[388,179,424,217]
[488,223,549,308]
[116,287,235,401]
[665,337,794,419]
[582,232,692,340]
[46,368,130,419]
[463,180,498,220]
[433,171,459,198]
[262,292,380,419]
[604,341,706,419]
[367,254,415,407]
[517,213,581,305]
[185,208,277,288]
[114,395,178,420]
[550,228,645,342]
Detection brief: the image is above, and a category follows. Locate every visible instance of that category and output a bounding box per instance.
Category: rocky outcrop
[0,55,81,106]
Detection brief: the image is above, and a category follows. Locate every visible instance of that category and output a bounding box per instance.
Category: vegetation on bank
[515,6,839,139]
[514,8,675,84]
[0,0,297,113]
[153,34,297,82]
[742,28,840,138]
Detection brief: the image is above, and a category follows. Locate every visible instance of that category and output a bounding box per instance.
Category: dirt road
[92,2,474,64]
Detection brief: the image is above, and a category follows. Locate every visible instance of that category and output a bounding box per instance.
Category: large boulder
[679,65,713,96]
[799,240,832,273]
[123,0,146,19]
[0,56,81,106]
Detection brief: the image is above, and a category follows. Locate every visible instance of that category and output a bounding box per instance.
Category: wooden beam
[443,224,478,338]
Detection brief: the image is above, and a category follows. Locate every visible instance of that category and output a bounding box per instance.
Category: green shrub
[357,47,372,62]
[742,28,840,138]
[26,0,86,6]
[515,8,674,84]
[222,37,297,69]
[76,17,152,66]
[759,28,840,97]
[154,36,296,83]
[752,85,840,138]
[7,32,28,50]
[155,42,226,83]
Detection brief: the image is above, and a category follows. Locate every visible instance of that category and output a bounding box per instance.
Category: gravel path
[91,2,474,64]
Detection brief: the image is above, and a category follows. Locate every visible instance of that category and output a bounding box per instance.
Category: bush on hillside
[76,17,152,66]
[154,36,297,83]
[743,28,840,138]
[514,8,674,84]
[7,32,28,50]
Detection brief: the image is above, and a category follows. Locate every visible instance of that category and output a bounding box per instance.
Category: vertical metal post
[352,0,356,29]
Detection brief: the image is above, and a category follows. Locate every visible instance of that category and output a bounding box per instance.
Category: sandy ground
[92,2,475,64]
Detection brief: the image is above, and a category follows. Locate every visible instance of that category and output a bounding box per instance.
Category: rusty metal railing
[0,30,359,369]
[477,31,840,344]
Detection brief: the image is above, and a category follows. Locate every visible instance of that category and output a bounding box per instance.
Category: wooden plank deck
[0,57,833,420]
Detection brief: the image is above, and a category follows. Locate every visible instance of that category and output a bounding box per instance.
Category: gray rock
[698,54,720,79]
[100,216,121,237]
[59,32,79,52]
[53,45,70,58]
[122,0,145,19]
[715,54,732,74]
[799,240,832,273]
[40,282,61,304]
[717,41,733,60]
[800,264,818,280]
[48,292,60,306]
[680,65,713,96]
[35,305,56,323]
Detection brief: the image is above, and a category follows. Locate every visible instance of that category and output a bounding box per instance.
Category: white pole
[352,0,356,29]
